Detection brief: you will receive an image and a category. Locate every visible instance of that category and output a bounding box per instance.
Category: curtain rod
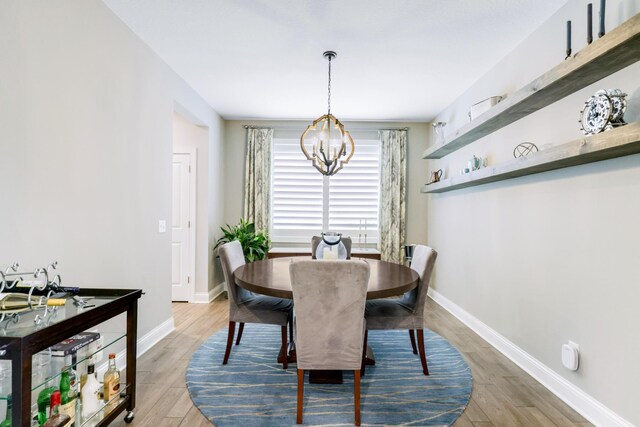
[243,125,409,131]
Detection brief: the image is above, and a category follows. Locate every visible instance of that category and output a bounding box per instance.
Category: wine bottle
[81,364,101,422]
[10,280,80,296]
[0,293,66,312]
[59,367,78,426]
[103,353,120,414]
[42,391,71,427]
[36,379,57,426]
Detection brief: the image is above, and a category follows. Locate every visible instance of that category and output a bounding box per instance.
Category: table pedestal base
[309,370,343,384]
[278,343,375,384]
[364,345,376,366]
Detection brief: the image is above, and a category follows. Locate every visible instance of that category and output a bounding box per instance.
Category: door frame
[172,147,197,302]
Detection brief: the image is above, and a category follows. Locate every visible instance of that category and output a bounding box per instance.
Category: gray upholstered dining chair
[364,245,437,375]
[218,240,293,369]
[290,259,369,426]
[311,235,352,259]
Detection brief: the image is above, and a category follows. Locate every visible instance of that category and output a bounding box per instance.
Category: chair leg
[417,328,429,375]
[297,369,304,424]
[222,321,236,365]
[360,330,368,377]
[354,370,361,426]
[235,322,245,345]
[281,325,288,369]
[409,329,418,354]
[288,314,294,343]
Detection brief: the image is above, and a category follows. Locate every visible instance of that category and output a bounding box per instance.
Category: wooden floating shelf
[423,13,640,159]
[421,122,640,194]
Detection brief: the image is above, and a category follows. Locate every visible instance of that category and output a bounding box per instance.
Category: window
[271,134,380,244]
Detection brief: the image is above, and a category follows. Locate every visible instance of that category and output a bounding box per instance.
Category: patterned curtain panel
[243,128,273,233]
[379,129,407,263]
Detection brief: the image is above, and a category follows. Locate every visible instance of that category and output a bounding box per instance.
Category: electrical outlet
[158,220,167,233]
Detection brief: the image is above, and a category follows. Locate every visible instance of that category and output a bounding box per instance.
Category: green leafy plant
[214,218,270,262]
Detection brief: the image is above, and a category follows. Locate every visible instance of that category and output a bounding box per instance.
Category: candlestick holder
[587,3,593,44]
[598,0,606,38]
[565,20,572,60]
[358,219,369,249]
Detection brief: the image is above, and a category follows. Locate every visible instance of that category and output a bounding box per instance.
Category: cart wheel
[124,411,135,423]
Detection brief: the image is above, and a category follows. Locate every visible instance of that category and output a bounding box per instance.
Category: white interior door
[172,152,194,301]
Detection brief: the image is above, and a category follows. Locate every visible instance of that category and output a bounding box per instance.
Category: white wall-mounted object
[468,96,502,121]
[158,220,167,233]
[562,341,580,371]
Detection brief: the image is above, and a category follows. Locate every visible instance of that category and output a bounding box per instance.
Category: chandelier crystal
[300,51,355,176]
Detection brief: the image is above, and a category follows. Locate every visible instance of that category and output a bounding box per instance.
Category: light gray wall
[223,120,432,248]
[427,0,640,423]
[208,113,227,293]
[0,1,225,337]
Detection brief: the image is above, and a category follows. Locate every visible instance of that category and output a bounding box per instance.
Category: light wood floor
[111,298,592,427]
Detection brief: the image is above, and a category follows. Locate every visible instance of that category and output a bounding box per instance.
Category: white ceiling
[102,0,567,122]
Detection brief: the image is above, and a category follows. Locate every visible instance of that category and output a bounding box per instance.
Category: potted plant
[214,218,270,262]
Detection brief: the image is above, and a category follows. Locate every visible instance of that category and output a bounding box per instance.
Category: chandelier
[300,51,355,176]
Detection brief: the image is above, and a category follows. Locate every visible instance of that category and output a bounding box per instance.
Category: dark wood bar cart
[0,288,142,426]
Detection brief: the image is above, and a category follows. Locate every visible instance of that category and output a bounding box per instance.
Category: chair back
[218,240,248,306]
[311,236,352,259]
[401,245,437,317]
[290,259,369,370]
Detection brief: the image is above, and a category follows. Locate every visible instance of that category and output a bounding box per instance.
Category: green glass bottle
[59,367,77,426]
[0,395,11,427]
[37,379,58,426]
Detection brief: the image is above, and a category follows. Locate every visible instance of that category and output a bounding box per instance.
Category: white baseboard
[137,317,175,357]
[428,289,633,427]
[192,283,225,303]
[96,317,175,376]
[210,282,226,301]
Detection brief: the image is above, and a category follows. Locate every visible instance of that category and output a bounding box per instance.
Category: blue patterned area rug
[187,325,472,426]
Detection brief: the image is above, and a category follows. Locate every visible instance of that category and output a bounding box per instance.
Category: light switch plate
[158,220,167,233]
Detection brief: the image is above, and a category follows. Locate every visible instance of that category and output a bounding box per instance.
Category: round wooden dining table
[234,256,419,300]
[234,256,419,383]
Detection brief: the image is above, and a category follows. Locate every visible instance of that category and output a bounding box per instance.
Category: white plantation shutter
[271,138,323,242]
[271,136,380,244]
[329,139,380,240]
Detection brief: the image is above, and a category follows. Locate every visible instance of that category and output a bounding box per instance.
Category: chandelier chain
[327,56,332,115]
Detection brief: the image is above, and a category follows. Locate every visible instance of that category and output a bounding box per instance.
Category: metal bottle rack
[0,261,63,330]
